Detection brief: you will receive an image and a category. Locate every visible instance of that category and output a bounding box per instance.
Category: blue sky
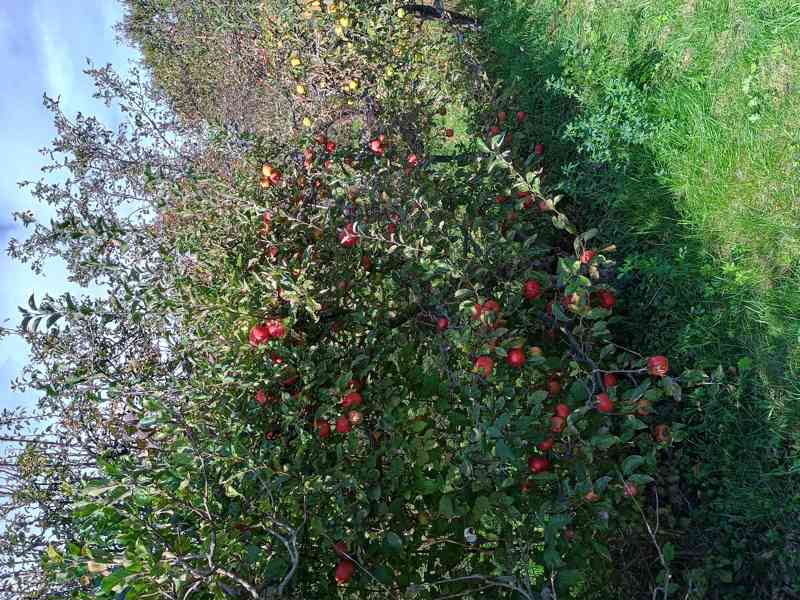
[0,1,138,411]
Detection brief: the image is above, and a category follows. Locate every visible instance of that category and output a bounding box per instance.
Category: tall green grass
[465,0,800,596]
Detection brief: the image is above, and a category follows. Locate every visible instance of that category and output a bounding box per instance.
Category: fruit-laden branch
[401,4,481,30]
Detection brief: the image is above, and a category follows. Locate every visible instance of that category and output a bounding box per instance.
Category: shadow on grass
[461,0,800,597]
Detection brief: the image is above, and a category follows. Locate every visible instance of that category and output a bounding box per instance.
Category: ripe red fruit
[623,482,639,498]
[534,143,545,157]
[263,210,273,225]
[648,355,669,378]
[407,154,419,167]
[547,379,561,396]
[523,279,541,300]
[603,373,618,388]
[471,303,483,319]
[249,324,271,347]
[369,139,384,156]
[339,223,359,247]
[497,111,508,123]
[495,194,507,205]
[265,319,286,339]
[636,399,652,416]
[387,223,397,235]
[554,403,571,418]
[445,128,454,138]
[342,391,363,408]
[317,420,331,439]
[489,126,501,136]
[436,317,449,332]
[580,249,596,264]
[507,347,526,368]
[336,415,352,434]
[333,541,348,557]
[550,415,565,433]
[361,255,373,270]
[654,424,671,443]
[474,355,494,377]
[255,388,268,406]
[515,111,526,123]
[596,393,614,413]
[528,456,550,474]
[326,140,337,153]
[597,290,616,309]
[482,299,501,314]
[537,437,555,452]
[335,560,355,584]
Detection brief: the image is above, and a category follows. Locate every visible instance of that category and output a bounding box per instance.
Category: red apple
[603,373,618,388]
[654,424,671,443]
[507,347,526,369]
[265,319,286,339]
[515,111,526,123]
[555,403,571,418]
[335,560,355,584]
[255,388,268,406]
[528,456,551,473]
[325,140,337,153]
[623,482,639,498]
[648,356,669,378]
[489,126,501,136]
[361,255,373,270]
[317,420,331,439]
[596,393,614,413]
[436,317,449,332]
[342,391,363,408]
[537,437,555,452]
[471,303,483,320]
[523,280,542,300]
[474,355,494,377]
[407,154,419,167]
[497,111,508,123]
[495,194,507,205]
[387,223,397,235]
[336,415,352,433]
[550,415,565,433]
[339,223,359,248]
[597,290,616,309]
[548,379,562,396]
[580,249,596,264]
[249,324,271,347]
[445,128,454,138]
[333,541,349,557]
[534,143,545,156]
[482,299,501,314]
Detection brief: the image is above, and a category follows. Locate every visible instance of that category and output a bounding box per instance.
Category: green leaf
[383,532,403,553]
[438,495,454,519]
[543,547,562,569]
[454,288,473,299]
[663,542,675,564]
[472,495,490,518]
[622,455,645,475]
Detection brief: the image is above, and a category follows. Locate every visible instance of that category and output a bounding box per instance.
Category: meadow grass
[464,0,800,595]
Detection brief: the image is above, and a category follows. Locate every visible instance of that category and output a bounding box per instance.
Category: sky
[0,1,139,412]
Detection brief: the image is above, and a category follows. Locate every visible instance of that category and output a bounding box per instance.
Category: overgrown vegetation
[2,0,798,598]
[466,0,800,596]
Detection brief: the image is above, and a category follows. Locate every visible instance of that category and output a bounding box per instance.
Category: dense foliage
[1,1,724,599]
